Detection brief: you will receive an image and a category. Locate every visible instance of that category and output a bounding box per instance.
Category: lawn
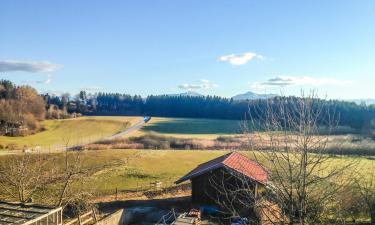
[0,116,141,149]
[135,117,244,139]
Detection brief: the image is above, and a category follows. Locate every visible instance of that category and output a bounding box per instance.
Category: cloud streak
[218,52,264,65]
[0,60,62,73]
[81,86,103,92]
[179,79,219,91]
[251,76,352,90]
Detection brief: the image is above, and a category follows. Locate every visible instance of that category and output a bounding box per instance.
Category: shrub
[6,143,20,150]
[216,136,238,143]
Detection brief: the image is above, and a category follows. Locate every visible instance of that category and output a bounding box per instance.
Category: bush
[318,126,359,135]
[6,143,20,150]
[216,136,238,143]
[126,133,205,150]
[325,135,375,156]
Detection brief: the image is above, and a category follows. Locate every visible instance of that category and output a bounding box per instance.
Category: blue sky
[1,0,374,99]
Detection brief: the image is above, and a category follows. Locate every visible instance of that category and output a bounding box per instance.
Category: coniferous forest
[2,79,374,134]
[43,90,375,131]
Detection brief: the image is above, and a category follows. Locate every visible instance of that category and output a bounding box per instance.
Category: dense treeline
[49,90,375,131]
[2,78,374,136]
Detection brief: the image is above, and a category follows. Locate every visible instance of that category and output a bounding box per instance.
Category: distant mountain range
[166,91,375,105]
[232,91,278,101]
[166,91,204,97]
[346,99,375,106]
[167,91,277,100]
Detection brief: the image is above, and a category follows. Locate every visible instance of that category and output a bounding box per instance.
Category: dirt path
[106,119,146,140]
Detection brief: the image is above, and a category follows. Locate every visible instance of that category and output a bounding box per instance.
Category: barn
[175,152,268,213]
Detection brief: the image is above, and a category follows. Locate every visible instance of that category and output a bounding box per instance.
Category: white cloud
[251,76,352,90]
[178,79,219,91]
[0,60,62,73]
[218,52,264,65]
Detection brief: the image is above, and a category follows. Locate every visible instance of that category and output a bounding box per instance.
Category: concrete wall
[97,209,126,225]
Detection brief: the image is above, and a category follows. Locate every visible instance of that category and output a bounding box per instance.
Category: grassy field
[0,149,373,223]
[0,116,140,149]
[135,117,244,139]
[52,149,374,196]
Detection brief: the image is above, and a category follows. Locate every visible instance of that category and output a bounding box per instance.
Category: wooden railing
[64,208,98,225]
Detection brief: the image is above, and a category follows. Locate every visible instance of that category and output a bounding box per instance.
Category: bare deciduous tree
[0,151,96,215]
[210,92,354,225]
[355,174,375,225]
[55,151,91,208]
[247,93,356,224]
[0,153,56,203]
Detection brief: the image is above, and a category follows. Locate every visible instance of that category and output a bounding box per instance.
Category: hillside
[0,116,140,150]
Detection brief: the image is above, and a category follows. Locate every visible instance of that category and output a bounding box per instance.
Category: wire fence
[155,208,177,225]
[112,181,191,200]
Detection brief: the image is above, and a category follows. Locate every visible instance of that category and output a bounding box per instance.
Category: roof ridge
[175,152,268,184]
[224,151,267,173]
[196,152,232,166]
[222,151,241,163]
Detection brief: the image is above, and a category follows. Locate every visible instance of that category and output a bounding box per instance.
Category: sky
[0,0,375,99]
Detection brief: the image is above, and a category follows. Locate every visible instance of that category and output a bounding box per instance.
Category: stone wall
[97,209,126,225]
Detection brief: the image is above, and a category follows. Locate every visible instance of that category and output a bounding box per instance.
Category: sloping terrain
[0,116,140,149]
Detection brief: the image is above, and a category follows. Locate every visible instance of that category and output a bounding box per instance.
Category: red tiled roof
[175,152,268,184]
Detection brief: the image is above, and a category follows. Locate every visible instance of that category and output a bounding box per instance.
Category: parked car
[143,116,151,123]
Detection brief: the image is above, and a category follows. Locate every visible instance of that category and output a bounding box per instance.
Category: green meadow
[136,117,244,139]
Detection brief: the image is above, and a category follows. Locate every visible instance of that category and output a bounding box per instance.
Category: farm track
[106,119,146,140]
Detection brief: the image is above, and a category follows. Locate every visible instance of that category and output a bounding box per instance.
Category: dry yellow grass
[56,149,375,196]
[0,116,141,149]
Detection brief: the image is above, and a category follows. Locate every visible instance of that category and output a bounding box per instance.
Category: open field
[0,116,141,149]
[0,149,374,222]
[4,149,367,196]
[135,117,244,139]
[84,150,375,195]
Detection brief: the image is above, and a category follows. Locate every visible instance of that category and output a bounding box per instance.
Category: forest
[2,78,375,137]
[46,90,375,131]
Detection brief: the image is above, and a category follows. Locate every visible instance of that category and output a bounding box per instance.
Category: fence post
[92,208,98,223]
[172,208,176,220]
[115,188,118,200]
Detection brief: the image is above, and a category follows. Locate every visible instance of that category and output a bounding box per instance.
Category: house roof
[175,152,268,184]
[0,201,62,224]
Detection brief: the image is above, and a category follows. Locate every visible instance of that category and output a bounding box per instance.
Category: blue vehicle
[143,116,151,123]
